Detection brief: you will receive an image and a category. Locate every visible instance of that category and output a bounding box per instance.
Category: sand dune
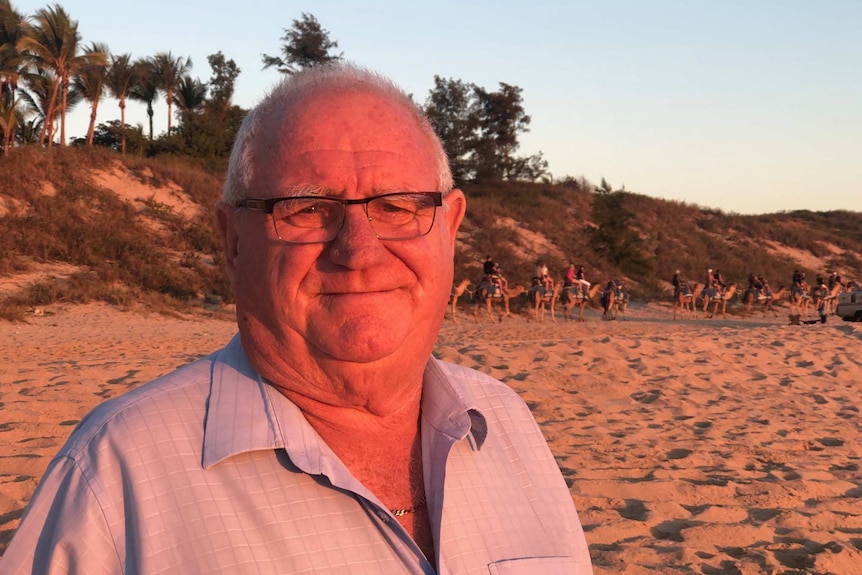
[2,301,861,573]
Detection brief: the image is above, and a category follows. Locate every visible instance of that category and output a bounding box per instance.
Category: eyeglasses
[236,192,443,244]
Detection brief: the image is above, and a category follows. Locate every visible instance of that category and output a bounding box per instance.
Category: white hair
[223,62,453,204]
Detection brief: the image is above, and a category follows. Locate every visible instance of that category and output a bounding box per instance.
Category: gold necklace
[389,495,427,517]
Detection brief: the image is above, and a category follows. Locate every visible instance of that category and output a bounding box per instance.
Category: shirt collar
[202,336,489,470]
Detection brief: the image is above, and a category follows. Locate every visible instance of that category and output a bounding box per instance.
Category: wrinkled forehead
[262,91,431,156]
[247,91,439,195]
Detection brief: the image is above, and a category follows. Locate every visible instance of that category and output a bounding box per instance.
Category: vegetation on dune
[1,147,860,322]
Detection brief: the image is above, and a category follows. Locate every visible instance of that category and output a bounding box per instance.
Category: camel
[447,279,472,323]
[473,281,527,322]
[700,283,737,318]
[529,282,557,322]
[557,283,601,322]
[600,282,615,320]
[608,280,629,320]
[822,282,844,315]
[741,285,787,318]
[789,282,813,318]
[673,282,703,320]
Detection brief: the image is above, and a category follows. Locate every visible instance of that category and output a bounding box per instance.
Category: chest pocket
[488,556,586,574]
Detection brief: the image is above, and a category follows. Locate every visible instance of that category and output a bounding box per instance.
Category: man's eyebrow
[281,184,332,197]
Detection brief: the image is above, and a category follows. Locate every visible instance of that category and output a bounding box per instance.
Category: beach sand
[1,301,861,573]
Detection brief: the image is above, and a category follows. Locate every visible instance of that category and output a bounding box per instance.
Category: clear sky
[13,0,862,215]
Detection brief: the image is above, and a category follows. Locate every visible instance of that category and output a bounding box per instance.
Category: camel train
[449,264,856,324]
[447,269,624,324]
[527,282,601,323]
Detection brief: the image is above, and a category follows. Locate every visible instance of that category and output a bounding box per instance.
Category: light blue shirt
[0,335,592,574]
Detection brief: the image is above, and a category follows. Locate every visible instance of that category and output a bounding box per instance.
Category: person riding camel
[575,265,590,297]
[709,269,727,299]
[483,255,508,295]
[792,269,804,288]
[542,273,555,294]
[704,268,716,298]
[758,274,772,298]
[748,272,763,299]
[672,269,690,299]
[563,262,576,288]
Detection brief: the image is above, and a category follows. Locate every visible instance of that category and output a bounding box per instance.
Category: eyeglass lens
[271,194,438,243]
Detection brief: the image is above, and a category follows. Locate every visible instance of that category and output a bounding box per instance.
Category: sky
[13,0,862,215]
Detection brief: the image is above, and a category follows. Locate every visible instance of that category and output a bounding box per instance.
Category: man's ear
[215,201,239,283]
[442,189,466,245]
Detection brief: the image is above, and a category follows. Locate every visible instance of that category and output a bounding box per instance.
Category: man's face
[220,91,465,369]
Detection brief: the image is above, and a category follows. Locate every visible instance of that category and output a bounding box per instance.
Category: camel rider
[672,270,689,298]
[483,255,508,295]
[747,272,762,299]
[542,273,555,295]
[704,268,716,298]
[534,260,549,282]
[792,269,804,288]
[563,263,576,288]
[758,274,772,298]
[576,265,590,296]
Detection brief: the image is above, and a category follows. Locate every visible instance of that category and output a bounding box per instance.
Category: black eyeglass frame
[235,191,444,244]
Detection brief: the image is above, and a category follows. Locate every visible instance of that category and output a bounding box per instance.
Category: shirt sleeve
[0,456,122,575]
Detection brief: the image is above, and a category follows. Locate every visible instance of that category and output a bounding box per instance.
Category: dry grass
[1,147,860,321]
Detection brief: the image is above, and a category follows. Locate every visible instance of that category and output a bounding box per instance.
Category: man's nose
[327,204,386,267]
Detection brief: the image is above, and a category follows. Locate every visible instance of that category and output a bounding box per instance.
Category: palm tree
[0,0,27,150]
[151,51,191,135]
[73,41,109,146]
[172,73,206,137]
[17,4,105,146]
[103,52,138,154]
[20,68,63,143]
[129,57,157,141]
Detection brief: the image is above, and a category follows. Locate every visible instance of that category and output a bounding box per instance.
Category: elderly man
[1,64,592,574]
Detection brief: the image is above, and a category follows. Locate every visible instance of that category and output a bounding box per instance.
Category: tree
[20,69,62,144]
[206,51,239,120]
[128,57,157,141]
[173,73,206,138]
[1,0,28,151]
[104,52,138,154]
[472,82,531,180]
[18,5,105,146]
[509,151,550,183]
[261,13,341,74]
[424,76,478,183]
[151,51,191,135]
[85,119,144,154]
[590,178,650,275]
[73,41,109,146]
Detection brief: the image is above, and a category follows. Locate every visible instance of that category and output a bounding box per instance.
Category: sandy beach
[1,301,860,574]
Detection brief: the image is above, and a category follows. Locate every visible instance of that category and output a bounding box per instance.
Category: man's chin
[309,314,409,364]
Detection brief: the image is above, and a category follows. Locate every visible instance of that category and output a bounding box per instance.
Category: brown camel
[529,282,557,322]
[673,282,703,320]
[608,280,629,320]
[473,282,527,322]
[741,285,787,318]
[822,282,844,315]
[789,282,812,318]
[600,282,616,321]
[558,283,601,322]
[700,283,737,318]
[447,279,472,323]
